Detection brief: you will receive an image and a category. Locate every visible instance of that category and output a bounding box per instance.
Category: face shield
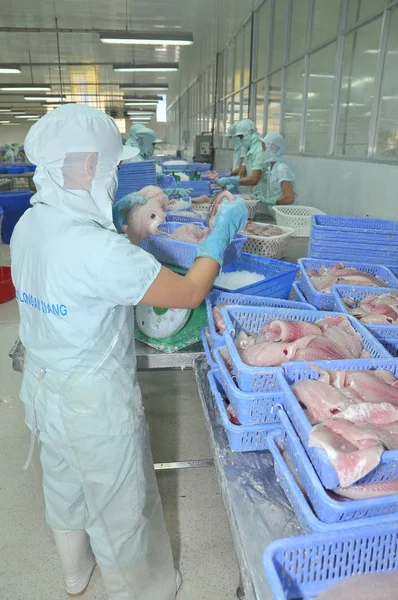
[24,104,138,229]
[262,132,286,163]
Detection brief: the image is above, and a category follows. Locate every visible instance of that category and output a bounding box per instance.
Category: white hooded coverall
[10,104,176,599]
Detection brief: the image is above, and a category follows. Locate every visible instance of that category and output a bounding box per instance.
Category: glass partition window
[270,0,288,72]
[235,30,243,91]
[226,41,235,96]
[255,1,269,79]
[267,70,282,132]
[336,18,382,157]
[375,7,398,161]
[242,87,250,119]
[255,79,265,135]
[243,21,252,87]
[289,0,309,60]
[306,42,337,154]
[347,0,386,28]
[311,0,340,48]
[284,59,305,151]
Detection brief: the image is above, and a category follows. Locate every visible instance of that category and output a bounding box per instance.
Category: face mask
[240,135,251,150]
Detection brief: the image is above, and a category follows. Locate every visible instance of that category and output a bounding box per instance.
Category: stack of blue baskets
[0,190,34,244]
[309,214,398,275]
[115,160,156,202]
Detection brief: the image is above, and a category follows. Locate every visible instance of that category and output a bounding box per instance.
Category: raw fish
[169,223,210,244]
[343,371,398,406]
[315,571,398,600]
[208,189,239,228]
[291,379,352,422]
[335,401,398,425]
[212,302,229,333]
[333,479,398,500]
[343,291,398,325]
[259,320,322,343]
[242,222,285,237]
[308,262,389,293]
[308,424,383,487]
[192,195,211,204]
[126,185,168,244]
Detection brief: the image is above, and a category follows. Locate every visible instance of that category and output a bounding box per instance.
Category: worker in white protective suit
[225,124,245,174]
[125,124,162,161]
[4,142,15,163]
[10,104,247,600]
[216,119,267,200]
[259,132,297,215]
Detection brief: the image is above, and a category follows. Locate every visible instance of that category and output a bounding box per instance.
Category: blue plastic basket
[206,289,316,350]
[221,306,391,393]
[140,222,246,269]
[157,175,176,187]
[115,161,156,201]
[281,358,398,489]
[165,212,206,225]
[291,281,315,307]
[176,180,211,197]
[208,369,274,451]
[312,213,398,240]
[7,165,24,174]
[278,407,398,523]
[267,427,398,534]
[162,163,189,174]
[186,162,212,173]
[201,169,230,180]
[214,253,298,299]
[298,258,398,311]
[0,190,34,244]
[200,327,218,370]
[263,523,398,600]
[214,346,283,425]
[332,284,398,356]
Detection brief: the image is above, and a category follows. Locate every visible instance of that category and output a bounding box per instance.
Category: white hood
[24,104,137,230]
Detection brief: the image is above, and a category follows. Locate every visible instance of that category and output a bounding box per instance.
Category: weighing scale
[135,266,208,353]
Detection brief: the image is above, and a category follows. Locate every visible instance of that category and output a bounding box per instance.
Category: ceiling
[0,0,218,119]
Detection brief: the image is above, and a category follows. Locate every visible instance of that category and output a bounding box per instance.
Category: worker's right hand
[163,187,193,198]
[113,193,147,233]
[217,176,240,188]
[195,198,248,266]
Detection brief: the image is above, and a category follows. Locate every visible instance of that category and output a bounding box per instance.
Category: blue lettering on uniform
[15,290,68,318]
[60,305,68,317]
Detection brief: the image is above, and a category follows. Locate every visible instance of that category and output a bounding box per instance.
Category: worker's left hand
[260,196,279,207]
[217,176,240,188]
[113,193,147,233]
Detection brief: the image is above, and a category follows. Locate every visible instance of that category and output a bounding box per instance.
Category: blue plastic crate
[309,236,398,257]
[186,162,212,173]
[140,222,246,269]
[162,163,189,174]
[263,523,398,600]
[278,407,398,523]
[166,212,206,225]
[298,258,398,311]
[267,427,398,534]
[7,165,24,174]
[0,190,34,244]
[312,213,398,238]
[177,180,211,197]
[214,253,298,299]
[207,369,274,451]
[221,306,391,393]
[332,284,398,356]
[291,281,315,307]
[206,289,316,350]
[308,243,398,269]
[157,175,176,187]
[281,358,398,489]
[200,327,218,370]
[213,346,283,425]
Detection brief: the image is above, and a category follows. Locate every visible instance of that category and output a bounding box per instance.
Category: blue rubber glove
[196,198,248,266]
[113,192,146,233]
[163,187,193,198]
[217,176,240,187]
[260,196,279,206]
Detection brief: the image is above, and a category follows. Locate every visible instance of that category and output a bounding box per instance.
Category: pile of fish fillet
[342,290,398,325]
[242,222,285,237]
[307,262,389,293]
[292,366,398,493]
[213,308,370,367]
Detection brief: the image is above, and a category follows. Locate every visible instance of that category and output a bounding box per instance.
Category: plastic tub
[291,281,314,307]
[166,212,206,225]
[267,427,398,534]
[263,522,398,600]
[214,253,298,299]
[177,180,211,197]
[140,222,246,269]
[207,369,275,451]
[186,162,212,173]
[273,205,325,237]
[0,266,15,303]
[206,289,316,350]
[298,258,398,311]
[279,407,398,523]
[332,284,398,356]
[0,190,33,244]
[157,175,177,187]
[200,327,218,370]
[7,165,24,174]
[243,226,294,260]
[214,346,283,425]
[281,358,398,489]
[221,306,391,393]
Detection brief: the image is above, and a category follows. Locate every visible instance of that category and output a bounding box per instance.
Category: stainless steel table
[194,356,303,600]
[0,172,35,191]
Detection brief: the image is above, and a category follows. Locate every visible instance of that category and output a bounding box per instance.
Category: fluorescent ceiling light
[100,31,193,46]
[309,73,335,78]
[121,84,168,91]
[0,108,11,112]
[9,111,25,114]
[2,122,20,125]
[15,114,40,119]
[114,63,178,72]
[0,65,21,73]
[124,95,162,101]
[341,102,366,107]
[25,95,66,101]
[0,120,10,123]
[130,117,152,120]
[127,112,155,116]
[125,102,158,106]
[0,85,51,91]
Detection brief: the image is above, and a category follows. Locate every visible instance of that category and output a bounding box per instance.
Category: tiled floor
[0,243,238,600]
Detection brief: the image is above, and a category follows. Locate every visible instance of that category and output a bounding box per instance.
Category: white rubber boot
[102,569,182,599]
[52,529,96,597]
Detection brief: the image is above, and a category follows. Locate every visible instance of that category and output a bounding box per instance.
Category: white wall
[0,123,33,146]
[214,149,398,220]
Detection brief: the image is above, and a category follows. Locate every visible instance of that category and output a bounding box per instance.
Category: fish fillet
[308,262,389,293]
[126,185,168,244]
[212,302,229,333]
[315,571,398,600]
[333,479,398,500]
[291,380,352,422]
[170,223,210,244]
[260,320,322,343]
